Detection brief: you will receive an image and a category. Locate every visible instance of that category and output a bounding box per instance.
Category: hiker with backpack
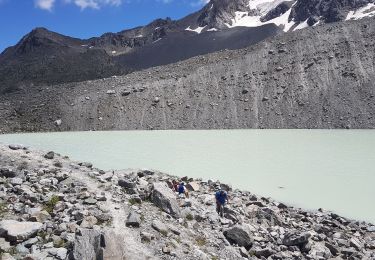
[177,182,189,198]
[215,189,229,217]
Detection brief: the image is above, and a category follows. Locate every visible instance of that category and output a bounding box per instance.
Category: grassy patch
[160,230,168,237]
[185,213,194,221]
[195,236,207,247]
[0,202,8,217]
[53,239,67,248]
[43,195,60,214]
[128,198,141,206]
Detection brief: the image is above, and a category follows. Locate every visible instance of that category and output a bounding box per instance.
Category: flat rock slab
[0,220,43,242]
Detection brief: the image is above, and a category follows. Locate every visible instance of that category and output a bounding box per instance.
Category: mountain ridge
[0,15,374,132]
[1,0,375,93]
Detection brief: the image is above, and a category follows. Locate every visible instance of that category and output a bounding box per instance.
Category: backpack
[178,185,185,194]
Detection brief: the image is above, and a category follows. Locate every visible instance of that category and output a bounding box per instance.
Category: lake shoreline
[1,130,374,224]
[0,143,374,259]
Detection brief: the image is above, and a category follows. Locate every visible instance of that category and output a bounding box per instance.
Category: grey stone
[223,224,253,250]
[16,243,30,255]
[186,181,200,191]
[253,247,276,258]
[23,237,39,248]
[0,168,16,178]
[80,216,98,229]
[118,179,136,189]
[151,182,181,217]
[8,144,23,150]
[72,229,104,260]
[367,226,375,232]
[84,198,98,205]
[325,242,339,256]
[349,237,362,250]
[282,231,311,246]
[162,245,171,254]
[44,151,55,159]
[78,162,93,168]
[0,220,43,242]
[9,177,23,185]
[47,247,68,260]
[126,211,141,228]
[309,242,332,259]
[0,253,15,260]
[0,237,11,252]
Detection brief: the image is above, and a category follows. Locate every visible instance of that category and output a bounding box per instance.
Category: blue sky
[0,0,208,52]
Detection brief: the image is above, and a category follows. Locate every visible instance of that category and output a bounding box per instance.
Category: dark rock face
[291,0,375,24]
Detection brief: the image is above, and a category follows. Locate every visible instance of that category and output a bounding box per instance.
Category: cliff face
[0,17,375,133]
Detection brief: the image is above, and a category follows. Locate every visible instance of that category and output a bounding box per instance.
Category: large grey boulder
[71,229,104,260]
[223,224,253,250]
[151,182,181,217]
[0,220,43,242]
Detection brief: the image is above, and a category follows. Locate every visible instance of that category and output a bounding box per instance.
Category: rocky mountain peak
[12,27,82,56]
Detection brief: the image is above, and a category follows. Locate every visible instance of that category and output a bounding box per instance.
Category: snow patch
[226,6,295,32]
[185,26,207,34]
[293,19,309,31]
[346,3,375,20]
[152,38,162,44]
[207,28,218,32]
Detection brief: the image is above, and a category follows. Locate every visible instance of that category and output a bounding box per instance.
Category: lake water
[0,130,374,224]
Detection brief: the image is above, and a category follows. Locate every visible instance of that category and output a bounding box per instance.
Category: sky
[0,0,208,52]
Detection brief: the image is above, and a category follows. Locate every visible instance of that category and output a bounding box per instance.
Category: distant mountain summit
[1,0,375,93]
[182,0,375,32]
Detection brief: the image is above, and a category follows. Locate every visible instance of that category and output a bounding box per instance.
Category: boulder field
[0,144,374,259]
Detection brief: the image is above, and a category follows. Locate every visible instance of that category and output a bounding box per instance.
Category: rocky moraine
[0,144,374,259]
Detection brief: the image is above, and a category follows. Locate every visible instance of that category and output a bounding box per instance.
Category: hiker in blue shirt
[215,189,229,217]
[178,182,189,198]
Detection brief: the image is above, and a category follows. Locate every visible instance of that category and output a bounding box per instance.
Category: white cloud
[35,0,56,11]
[64,0,122,9]
[34,0,208,12]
